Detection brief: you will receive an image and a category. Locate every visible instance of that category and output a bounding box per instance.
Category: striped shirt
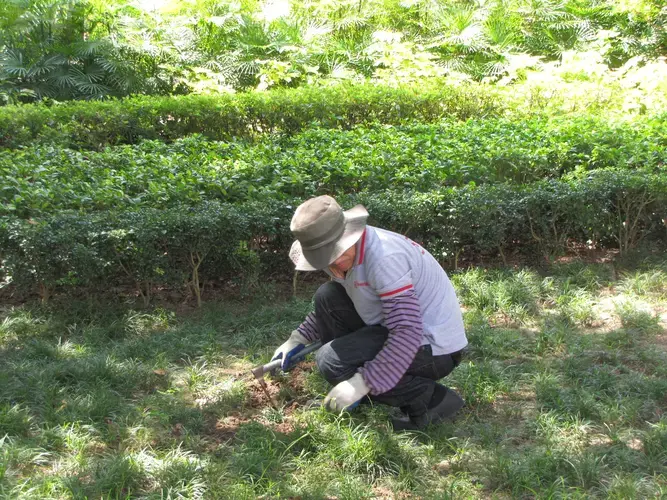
[297,226,467,395]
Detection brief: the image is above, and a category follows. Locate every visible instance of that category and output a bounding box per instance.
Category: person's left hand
[324,373,371,412]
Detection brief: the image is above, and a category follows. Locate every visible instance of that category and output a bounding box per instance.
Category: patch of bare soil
[206,363,315,444]
[655,333,667,350]
[553,247,619,265]
[273,421,296,434]
[285,361,315,392]
[371,486,414,499]
[248,377,282,408]
[247,361,315,406]
[208,411,304,443]
[433,459,454,475]
[587,292,622,332]
[210,415,252,442]
[283,400,301,416]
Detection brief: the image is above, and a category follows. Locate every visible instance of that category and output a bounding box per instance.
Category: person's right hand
[272,329,309,371]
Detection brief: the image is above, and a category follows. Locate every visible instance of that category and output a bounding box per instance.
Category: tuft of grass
[531,411,592,453]
[122,308,177,339]
[641,420,667,473]
[63,451,147,498]
[604,473,667,499]
[535,318,574,355]
[0,435,52,494]
[198,378,250,415]
[453,268,542,323]
[555,287,596,326]
[448,359,514,410]
[0,310,50,345]
[618,269,667,297]
[0,405,33,438]
[466,324,529,360]
[614,299,662,335]
[551,261,614,291]
[147,447,208,498]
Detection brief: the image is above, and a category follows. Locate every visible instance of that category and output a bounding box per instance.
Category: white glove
[272,329,309,371]
[324,372,371,412]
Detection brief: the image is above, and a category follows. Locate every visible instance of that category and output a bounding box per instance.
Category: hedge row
[3,116,665,218]
[0,82,502,150]
[1,169,665,303]
[0,199,294,305]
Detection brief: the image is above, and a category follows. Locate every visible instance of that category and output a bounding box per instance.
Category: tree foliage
[0,0,665,103]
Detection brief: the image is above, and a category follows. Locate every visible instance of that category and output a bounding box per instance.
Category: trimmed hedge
[361,169,666,263]
[0,200,293,305]
[0,82,502,150]
[2,116,666,218]
[2,168,665,303]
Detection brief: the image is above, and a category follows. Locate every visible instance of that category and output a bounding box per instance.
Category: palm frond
[335,14,370,32]
[483,59,508,77]
[76,81,112,96]
[82,62,106,82]
[203,55,240,80]
[29,81,58,100]
[0,49,28,77]
[442,55,470,73]
[447,25,488,53]
[108,72,138,92]
[270,17,305,44]
[436,5,477,35]
[328,61,356,79]
[519,0,569,23]
[25,57,59,78]
[236,59,260,75]
[73,40,107,58]
[95,55,123,74]
[235,20,274,54]
[48,72,78,89]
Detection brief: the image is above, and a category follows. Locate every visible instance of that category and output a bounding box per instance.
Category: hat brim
[289,204,368,271]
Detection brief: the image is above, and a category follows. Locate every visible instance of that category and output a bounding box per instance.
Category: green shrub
[522,179,594,262]
[0,82,502,150]
[575,168,667,254]
[3,116,665,219]
[1,202,266,304]
[2,170,664,302]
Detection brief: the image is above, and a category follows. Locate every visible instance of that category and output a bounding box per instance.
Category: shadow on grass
[0,295,325,497]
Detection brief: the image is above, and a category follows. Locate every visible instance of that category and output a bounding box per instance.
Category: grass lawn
[1,257,666,499]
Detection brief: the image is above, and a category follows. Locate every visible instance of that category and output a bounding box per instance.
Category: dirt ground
[208,361,317,442]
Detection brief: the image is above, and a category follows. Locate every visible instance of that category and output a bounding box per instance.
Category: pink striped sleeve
[360,288,423,395]
[296,311,320,343]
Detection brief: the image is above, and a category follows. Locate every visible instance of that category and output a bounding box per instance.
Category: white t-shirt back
[327,226,468,355]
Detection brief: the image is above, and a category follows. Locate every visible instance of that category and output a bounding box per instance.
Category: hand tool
[250,341,322,409]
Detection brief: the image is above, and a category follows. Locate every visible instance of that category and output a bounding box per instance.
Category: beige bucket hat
[289,195,368,271]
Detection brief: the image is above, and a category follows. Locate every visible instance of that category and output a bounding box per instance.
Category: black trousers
[313,282,462,417]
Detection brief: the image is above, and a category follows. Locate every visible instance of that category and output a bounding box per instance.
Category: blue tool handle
[264,340,322,374]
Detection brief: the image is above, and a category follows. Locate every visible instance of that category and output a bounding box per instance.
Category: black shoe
[391,388,464,431]
[391,414,420,431]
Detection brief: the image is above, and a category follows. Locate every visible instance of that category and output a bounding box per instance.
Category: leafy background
[0,0,665,103]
